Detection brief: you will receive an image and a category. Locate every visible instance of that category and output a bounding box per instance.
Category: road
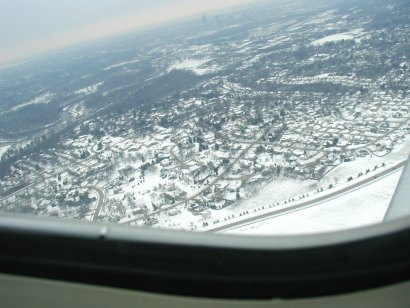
[169,147,187,169]
[68,102,83,118]
[0,129,135,203]
[122,126,272,225]
[207,160,406,232]
[89,187,105,221]
[0,181,39,203]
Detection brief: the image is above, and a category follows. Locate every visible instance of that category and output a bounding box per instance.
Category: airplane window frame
[0,1,409,298]
[0,208,410,300]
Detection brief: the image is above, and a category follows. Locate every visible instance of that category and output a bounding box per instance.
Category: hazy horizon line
[0,0,253,68]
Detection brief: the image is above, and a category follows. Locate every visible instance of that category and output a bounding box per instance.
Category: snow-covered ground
[67,101,86,117]
[227,177,316,212]
[103,59,139,71]
[205,137,410,233]
[75,82,104,95]
[118,134,410,232]
[225,168,402,235]
[219,139,410,236]
[168,58,218,75]
[0,145,10,159]
[322,136,410,187]
[311,28,366,46]
[10,92,54,111]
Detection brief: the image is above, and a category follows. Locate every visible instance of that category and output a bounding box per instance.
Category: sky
[0,0,252,66]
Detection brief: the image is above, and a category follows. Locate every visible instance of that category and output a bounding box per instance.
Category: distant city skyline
[0,0,252,66]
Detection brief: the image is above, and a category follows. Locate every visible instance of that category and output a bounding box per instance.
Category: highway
[122,126,272,225]
[208,160,406,233]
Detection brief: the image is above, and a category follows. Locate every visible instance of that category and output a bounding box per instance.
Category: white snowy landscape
[0,0,409,236]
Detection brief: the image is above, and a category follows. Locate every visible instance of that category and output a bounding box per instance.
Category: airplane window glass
[0,0,409,236]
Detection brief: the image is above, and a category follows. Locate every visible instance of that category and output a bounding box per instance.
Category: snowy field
[311,28,366,46]
[67,101,86,117]
[168,58,218,75]
[225,169,402,236]
[103,59,139,71]
[210,137,410,234]
[0,145,10,159]
[135,177,318,231]
[75,82,104,95]
[120,135,410,232]
[225,177,316,214]
[322,136,410,187]
[10,92,54,111]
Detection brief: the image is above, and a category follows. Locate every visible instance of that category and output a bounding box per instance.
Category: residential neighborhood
[0,0,409,232]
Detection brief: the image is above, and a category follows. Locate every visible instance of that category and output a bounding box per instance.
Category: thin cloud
[0,0,252,66]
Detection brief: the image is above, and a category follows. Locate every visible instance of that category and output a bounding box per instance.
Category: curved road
[208,161,406,232]
[122,127,271,225]
[88,187,105,221]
